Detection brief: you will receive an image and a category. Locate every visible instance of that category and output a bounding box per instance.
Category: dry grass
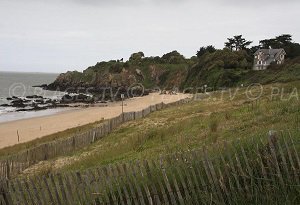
[16,80,300,175]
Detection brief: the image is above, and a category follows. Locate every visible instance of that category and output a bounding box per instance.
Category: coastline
[0,93,190,149]
[0,107,73,123]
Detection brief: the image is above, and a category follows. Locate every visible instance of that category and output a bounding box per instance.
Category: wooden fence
[0,98,192,180]
[0,132,299,205]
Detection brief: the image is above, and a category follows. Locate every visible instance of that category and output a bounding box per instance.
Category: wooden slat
[8,180,22,205]
[202,148,225,204]
[122,164,139,205]
[102,167,118,204]
[66,172,82,204]
[109,165,126,205]
[136,162,153,205]
[171,154,192,203]
[28,178,43,205]
[282,135,300,184]
[115,164,132,205]
[143,160,162,205]
[149,160,169,205]
[177,153,200,204]
[34,176,49,205]
[73,171,91,204]
[128,163,146,205]
[16,179,30,205]
[224,142,242,193]
[42,176,57,205]
[266,136,285,187]
[96,168,111,204]
[57,173,71,205]
[49,174,63,205]
[185,152,204,204]
[160,156,180,205]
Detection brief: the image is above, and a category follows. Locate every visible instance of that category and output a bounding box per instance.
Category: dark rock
[11,99,26,108]
[75,94,94,103]
[42,99,52,104]
[16,107,47,112]
[46,104,70,108]
[61,94,73,103]
[34,99,45,104]
[26,95,43,99]
[61,94,95,103]
[32,84,47,88]
[6,96,20,101]
[32,105,47,111]
[17,105,48,112]
[76,94,89,100]
[16,108,30,112]
[0,104,11,107]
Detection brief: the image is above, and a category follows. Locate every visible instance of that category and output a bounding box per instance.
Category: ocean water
[0,71,66,121]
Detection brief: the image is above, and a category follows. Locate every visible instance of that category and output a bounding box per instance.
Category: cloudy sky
[0,0,299,73]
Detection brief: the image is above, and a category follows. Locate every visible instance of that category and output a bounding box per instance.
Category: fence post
[5,161,9,180]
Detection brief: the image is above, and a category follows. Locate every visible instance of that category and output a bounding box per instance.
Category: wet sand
[0,93,189,149]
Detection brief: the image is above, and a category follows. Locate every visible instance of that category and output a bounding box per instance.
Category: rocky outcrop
[45,51,191,95]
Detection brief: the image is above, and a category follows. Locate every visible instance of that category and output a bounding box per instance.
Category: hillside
[47,50,300,94]
[24,80,300,173]
[47,51,191,92]
[185,52,300,89]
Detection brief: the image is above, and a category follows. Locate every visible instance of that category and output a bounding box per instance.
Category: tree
[259,34,300,58]
[161,50,185,64]
[260,38,279,48]
[225,35,252,51]
[276,34,292,45]
[196,45,216,58]
[225,38,235,51]
[129,52,145,62]
[260,34,293,48]
[249,45,261,54]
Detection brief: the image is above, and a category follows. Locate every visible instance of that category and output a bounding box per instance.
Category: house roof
[254,48,286,56]
[254,48,286,65]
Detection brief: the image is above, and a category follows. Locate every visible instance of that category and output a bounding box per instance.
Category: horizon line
[0,70,60,74]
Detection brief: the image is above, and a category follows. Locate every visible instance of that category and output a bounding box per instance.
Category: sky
[0,0,299,73]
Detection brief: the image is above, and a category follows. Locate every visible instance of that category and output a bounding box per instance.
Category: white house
[253,49,286,70]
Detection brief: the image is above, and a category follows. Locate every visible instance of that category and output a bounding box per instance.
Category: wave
[0,106,16,115]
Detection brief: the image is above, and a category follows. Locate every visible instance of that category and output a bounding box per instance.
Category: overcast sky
[0,0,299,73]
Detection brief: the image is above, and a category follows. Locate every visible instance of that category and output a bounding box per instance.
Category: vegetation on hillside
[47,34,300,93]
[22,80,300,174]
[14,79,300,203]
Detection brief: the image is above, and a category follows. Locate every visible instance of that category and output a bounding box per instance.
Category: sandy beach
[0,93,189,149]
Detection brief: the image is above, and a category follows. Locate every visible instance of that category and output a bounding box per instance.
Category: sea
[0,71,66,123]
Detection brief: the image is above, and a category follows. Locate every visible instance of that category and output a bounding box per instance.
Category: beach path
[0,93,189,149]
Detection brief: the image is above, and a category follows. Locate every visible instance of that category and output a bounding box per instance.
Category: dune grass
[32,80,298,173]
[11,80,300,204]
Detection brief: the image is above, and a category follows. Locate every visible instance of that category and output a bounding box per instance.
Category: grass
[21,80,299,174]
[7,80,300,205]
